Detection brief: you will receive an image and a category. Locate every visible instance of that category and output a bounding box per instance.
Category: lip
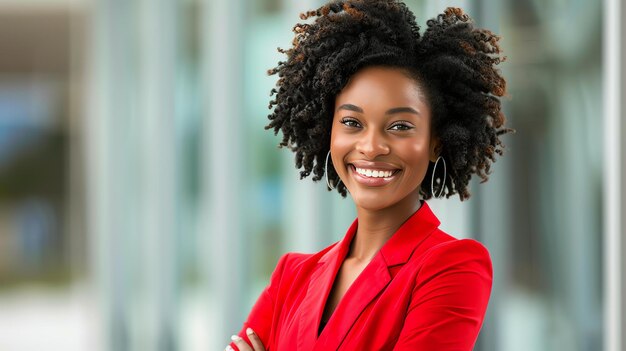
[349,160,400,170]
[348,163,401,187]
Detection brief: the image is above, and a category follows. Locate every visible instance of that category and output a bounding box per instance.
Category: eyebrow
[336,104,420,115]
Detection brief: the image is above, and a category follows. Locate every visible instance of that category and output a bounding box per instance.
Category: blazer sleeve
[392,239,493,351]
[230,253,290,351]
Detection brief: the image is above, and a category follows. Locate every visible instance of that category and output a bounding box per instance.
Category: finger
[230,335,252,351]
[224,346,235,351]
[246,328,266,351]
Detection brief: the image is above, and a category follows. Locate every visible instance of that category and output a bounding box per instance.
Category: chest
[273,257,416,351]
[320,259,369,325]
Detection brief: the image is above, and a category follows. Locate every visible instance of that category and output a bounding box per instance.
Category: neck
[348,194,422,262]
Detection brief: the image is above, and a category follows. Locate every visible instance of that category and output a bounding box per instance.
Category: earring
[325,151,342,190]
[431,156,447,199]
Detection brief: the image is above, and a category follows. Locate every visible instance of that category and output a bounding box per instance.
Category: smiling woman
[227,1,512,350]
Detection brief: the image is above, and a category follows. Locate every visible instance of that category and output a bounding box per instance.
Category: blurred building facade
[0,0,622,350]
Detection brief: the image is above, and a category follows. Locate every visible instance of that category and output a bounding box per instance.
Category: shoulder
[264,242,340,301]
[417,235,493,282]
[406,236,493,315]
[426,236,491,262]
[271,241,340,277]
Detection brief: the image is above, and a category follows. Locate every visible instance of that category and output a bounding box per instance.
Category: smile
[349,164,401,186]
[354,167,396,178]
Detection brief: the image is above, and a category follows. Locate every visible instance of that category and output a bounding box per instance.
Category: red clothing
[231,201,492,350]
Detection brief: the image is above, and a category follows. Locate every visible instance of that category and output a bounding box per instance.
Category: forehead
[334,66,427,109]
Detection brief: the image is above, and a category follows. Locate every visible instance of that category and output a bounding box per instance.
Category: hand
[225,328,266,351]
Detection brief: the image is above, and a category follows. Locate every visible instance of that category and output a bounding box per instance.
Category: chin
[348,185,422,213]
[350,193,395,212]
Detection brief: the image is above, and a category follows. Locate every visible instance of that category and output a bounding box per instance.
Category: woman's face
[330,66,439,212]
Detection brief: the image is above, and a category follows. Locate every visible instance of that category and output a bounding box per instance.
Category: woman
[227,1,512,350]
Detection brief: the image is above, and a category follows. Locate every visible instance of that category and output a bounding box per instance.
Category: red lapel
[297,201,440,351]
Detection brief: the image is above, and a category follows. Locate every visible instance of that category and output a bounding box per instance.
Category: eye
[388,121,414,131]
[340,117,362,128]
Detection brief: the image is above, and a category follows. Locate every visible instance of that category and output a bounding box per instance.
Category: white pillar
[87,0,180,349]
[603,0,623,349]
[86,0,137,350]
[200,0,246,348]
[136,0,179,349]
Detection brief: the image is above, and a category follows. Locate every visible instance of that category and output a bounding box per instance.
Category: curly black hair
[265,0,513,200]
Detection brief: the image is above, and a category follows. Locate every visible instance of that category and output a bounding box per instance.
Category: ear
[429,137,441,162]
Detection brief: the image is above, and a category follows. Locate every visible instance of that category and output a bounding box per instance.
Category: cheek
[402,139,432,173]
[408,141,429,156]
[330,127,352,158]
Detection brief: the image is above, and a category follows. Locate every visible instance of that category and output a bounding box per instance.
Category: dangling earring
[431,156,447,199]
[325,151,342,190]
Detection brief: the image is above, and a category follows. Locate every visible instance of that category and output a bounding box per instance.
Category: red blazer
[231,201,492,350]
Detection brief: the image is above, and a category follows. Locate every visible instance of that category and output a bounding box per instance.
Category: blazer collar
[318,200,441,267]
[379,201,441,266]
[298,201,441,351]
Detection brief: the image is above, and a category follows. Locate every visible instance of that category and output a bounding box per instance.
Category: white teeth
[355,167,395,178]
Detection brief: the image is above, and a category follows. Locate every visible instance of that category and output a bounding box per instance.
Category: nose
[356,129,390,159]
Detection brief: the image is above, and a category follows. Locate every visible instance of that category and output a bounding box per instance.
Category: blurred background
[0,0,621,350]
